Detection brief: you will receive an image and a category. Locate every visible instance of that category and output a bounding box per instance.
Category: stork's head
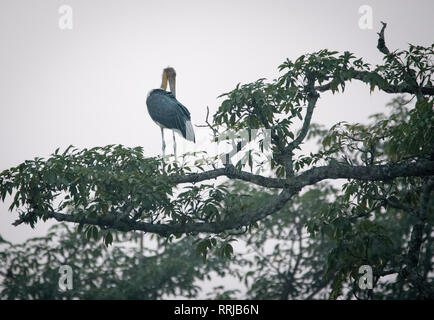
[161,67,177,97]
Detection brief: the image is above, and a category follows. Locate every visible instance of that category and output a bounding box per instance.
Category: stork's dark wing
[146,89,191,138]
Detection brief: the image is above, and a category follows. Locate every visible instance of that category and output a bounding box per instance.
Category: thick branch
[297,160,434,186]
[40,211,176,236]
[172,164,286,188]
[27,159,434,237]
[173,160,434,190]
[35,188,295,238]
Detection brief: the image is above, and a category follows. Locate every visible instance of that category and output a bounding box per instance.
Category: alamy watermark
[358,5,373,30]
[216,128,272,167]
[358,265,373,290]
[58,5,73,30]
[58,265,73,291]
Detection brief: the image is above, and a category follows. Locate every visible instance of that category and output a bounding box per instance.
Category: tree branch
[172,164,286,188]
[23,159,434,237]
[296,160,434,186]
[314,23,433,97]
[377,21,390,55]
[29,187,294,238]
[315,70,434,96]
[284,77,319,176]
[172,160,434,190]
[288,78,319,150]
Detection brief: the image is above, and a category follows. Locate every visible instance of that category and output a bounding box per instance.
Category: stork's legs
[161,127,166,157]
[161,128,177,160]
[173,131,177,160]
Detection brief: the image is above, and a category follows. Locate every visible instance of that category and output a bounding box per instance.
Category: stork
[146,67,195,159]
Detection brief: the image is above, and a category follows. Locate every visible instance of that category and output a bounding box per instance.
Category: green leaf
[92,226,99,241]
[104,232,113,246]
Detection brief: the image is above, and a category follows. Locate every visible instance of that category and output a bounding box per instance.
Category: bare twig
[377,21,390,55]
[195,106,218,139]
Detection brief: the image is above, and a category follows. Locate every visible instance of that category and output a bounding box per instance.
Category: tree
[0,224,228,299]
[1,23,433,299]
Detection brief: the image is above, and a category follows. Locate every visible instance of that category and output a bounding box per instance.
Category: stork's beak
[161,70,168,90]
[168,76,176,98]
[164,67,177,97]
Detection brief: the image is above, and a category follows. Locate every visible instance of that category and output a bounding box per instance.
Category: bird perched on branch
[146,67,195,158]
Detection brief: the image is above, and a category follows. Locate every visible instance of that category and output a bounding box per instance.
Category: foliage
[0,223,228,299]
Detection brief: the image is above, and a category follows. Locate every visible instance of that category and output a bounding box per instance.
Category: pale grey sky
[1,0,433,243]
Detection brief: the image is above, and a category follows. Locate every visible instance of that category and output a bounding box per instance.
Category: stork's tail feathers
[185,120,195,143]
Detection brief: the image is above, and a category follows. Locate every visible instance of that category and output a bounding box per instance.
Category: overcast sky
[1,0,433,244]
